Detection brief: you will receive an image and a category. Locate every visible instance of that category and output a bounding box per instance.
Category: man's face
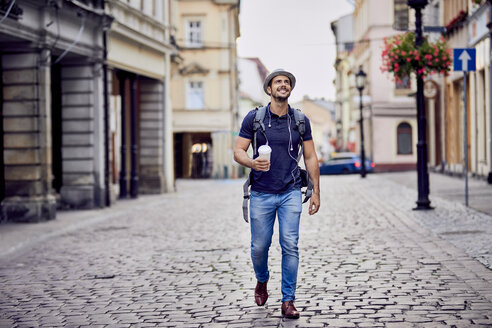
[267,75,291,101]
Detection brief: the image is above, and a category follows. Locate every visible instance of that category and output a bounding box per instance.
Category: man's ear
[266,85,271,95]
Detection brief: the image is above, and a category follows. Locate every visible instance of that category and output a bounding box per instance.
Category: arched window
[397,122,412,154]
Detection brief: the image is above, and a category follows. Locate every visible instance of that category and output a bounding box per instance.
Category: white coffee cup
[258,144,272,163]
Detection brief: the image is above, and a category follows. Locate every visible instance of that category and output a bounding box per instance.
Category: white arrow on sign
[459,50,471,71]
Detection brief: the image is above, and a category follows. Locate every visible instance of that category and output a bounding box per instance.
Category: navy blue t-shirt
[239,104,313,194]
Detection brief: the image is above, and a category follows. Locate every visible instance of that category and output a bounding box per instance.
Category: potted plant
[380,32,452,83]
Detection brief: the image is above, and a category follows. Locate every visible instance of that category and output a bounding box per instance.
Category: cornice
[107,0,176,54]
[110,22,175,54]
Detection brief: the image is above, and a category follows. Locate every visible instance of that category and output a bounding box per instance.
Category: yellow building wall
[108,35,166,79]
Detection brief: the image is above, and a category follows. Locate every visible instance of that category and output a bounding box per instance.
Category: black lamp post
[408,0,432,209]
[355,66,367,178]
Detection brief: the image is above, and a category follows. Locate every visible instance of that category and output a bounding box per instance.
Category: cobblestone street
[1,175,492,327]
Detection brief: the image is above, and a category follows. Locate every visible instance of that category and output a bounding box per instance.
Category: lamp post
[408,0,432,209]
[336,120,343,151]
[355,66,367,178]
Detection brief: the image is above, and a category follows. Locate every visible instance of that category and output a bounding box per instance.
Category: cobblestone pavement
[1,175,492,327]
[377,172,492,270]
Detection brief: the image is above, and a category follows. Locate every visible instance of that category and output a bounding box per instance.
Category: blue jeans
[249,188,302,302]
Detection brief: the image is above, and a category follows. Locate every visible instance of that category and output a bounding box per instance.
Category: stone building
[0,0,176,222]
[0,0,107,222]
[105,0,176,199]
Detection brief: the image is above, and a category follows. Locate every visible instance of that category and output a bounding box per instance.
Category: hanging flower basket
[380,32,452,82]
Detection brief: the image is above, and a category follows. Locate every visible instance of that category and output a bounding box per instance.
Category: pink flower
[407,58,411,62]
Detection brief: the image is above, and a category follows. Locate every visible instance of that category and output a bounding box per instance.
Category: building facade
[105,0,176,199]
[171,0,240,179]
[0,0,176,223]
[340,0,492,181]
[439,0,491,180]
[291,97,336,162]
[331,13,356,153]
[351,0,418,171]
[0,0,107,222]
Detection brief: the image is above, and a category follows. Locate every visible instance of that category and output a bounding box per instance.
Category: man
[233,69,320,319]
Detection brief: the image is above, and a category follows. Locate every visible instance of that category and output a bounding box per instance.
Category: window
[393,0,408,31]
[187,81,204,109]
[186,20,203,47]
[397,122,412,154]
[395,75,411,90]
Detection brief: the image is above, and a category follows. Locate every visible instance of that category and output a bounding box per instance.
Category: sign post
[453,48,476,207]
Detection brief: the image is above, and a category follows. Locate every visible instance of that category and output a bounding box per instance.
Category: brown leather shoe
[254,280,268,306]
[281,301,300,319]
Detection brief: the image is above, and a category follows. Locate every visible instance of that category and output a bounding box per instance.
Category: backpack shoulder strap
[293,108,305,162]
[293,108,305,137]
[253,106,267,132]
[252,106,267,155]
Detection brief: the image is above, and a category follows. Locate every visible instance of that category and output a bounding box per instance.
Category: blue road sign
[453,48,476,72]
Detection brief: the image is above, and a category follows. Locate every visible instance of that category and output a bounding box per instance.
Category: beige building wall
[171,0,240,179]
[291,98,336,162]
[353,0,417,171]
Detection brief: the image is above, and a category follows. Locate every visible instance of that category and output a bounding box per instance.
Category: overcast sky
[237,0,354,103]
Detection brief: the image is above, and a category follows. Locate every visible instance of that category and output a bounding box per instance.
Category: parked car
[319,153,375,175]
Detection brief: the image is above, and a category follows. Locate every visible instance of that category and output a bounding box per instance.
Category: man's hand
[308,192,320,215]
[252,158,270,171]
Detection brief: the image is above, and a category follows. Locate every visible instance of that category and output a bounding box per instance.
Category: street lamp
[336,120,342,151]
[408,0,432,209]
[355,66,367,178]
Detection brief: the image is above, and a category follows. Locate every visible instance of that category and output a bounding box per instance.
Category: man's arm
[233,136,270,171]
[303,139,320,215]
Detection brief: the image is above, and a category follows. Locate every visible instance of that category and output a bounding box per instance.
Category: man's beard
[273,89,290,102]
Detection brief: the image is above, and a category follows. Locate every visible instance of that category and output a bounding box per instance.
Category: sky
[237,0,354,103]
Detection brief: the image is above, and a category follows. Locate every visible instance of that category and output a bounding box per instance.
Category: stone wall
[139,78,166,194]
[1,51,56,222]
[59,62,104,209]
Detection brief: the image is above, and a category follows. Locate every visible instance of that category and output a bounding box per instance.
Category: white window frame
[185,18,203,48]
[186,81,205,110]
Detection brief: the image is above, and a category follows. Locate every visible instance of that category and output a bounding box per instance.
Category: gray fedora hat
[263,69,296,95]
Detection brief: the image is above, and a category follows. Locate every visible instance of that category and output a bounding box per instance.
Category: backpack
[242,106,314,222]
